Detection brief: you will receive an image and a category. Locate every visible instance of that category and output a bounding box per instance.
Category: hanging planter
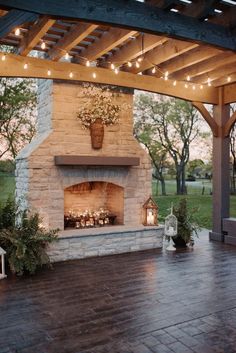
[90,118,104,149]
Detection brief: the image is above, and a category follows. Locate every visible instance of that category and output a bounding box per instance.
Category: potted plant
[77,85,121,149]
[173,198,199,248]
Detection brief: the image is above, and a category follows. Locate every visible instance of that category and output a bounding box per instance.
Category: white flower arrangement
[77,85,121,129]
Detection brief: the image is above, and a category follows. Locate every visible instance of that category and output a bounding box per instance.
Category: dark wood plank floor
[1,230,236,353]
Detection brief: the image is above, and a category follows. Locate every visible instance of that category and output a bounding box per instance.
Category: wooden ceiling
[0,0,235,100]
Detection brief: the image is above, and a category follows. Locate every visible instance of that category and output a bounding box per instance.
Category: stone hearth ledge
[46,225,164,262]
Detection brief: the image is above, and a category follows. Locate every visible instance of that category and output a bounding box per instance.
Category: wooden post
[209,94,230,242]
[0,247,7,279]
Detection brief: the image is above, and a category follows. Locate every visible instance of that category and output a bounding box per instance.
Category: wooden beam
[151,46,222,77]
[214,74,236,88]
[1,0,236,51]
[223,83,236,105]
[102,33,166,66]
[192,101,219,137]
[127,39,198,74]
[0,52,218,104]
[223,110,236,138]
[78,28,137,62]
[55,156,140,166]
[193,62,236,84]
[18,16,55,56]
[0,8,38,38]
[48,23,98,61]
[171,52,236,81]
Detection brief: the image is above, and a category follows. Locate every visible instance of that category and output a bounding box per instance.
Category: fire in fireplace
[64,208,116,229]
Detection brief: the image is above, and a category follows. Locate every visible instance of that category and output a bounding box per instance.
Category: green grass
[0,173,15,204]
[1,174,236,230]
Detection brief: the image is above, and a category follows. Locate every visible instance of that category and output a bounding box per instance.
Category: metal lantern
[164,204,178,251]
[143,196,158,226]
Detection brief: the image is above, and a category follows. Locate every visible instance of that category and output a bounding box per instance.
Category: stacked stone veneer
[15,80,152,230]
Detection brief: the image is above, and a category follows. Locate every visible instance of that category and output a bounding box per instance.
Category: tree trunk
[160,177,166,196]
[176,172,181,195]
[180,167,187,194]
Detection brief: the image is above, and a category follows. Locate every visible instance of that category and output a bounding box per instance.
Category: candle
[167,226,174,236]
[147,211,154,225]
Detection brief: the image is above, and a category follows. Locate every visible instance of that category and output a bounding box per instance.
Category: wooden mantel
[54,156,140,166]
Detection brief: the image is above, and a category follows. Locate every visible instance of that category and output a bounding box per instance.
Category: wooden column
[209,95,230,242]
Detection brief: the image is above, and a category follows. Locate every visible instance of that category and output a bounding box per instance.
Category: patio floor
[1,230,236,353]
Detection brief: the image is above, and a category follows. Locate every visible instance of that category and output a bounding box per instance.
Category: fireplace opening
[64,181,124,229]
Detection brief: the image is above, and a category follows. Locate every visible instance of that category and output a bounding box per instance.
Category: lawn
[1,174,235,230]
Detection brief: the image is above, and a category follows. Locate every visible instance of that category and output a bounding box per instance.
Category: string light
[164,71,169,80]
[207,77,211,86]
[47,69,51,76]
[200,85,203,89]
[127,61,132,67]
[41,41,46,50]
[135,61,140,68]
[23,63,28,70]
[86,60,90,67]
[92,72,96,79]
[1,54,6,61]
[69,72,73,78]
[173,80,177,86]
[227,76,231,82]
[65,52,69,60]
[152,67,156,74]
[114,68,119,74]
[192,85,196,90]
[187,75,190,81]
[15,28,20,36]
[138,57,143,62]
[111,63,115,70]
[184,83,188,88]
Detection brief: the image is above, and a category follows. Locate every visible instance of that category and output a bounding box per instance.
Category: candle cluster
[64,208,116,229]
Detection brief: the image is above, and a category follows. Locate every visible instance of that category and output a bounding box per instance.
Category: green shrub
[0,200,58,276]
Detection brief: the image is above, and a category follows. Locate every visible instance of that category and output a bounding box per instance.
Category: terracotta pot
[90,118,104,149]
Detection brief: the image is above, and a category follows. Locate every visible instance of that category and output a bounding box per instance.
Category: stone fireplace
[15,80,163,261]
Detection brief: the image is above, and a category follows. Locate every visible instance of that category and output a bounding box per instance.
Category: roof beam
[170,52,236,81]
[18,16,55,56]
[78,28,137,62]
[0,51,218,104]
[224,83,236,105]
[150,46,222,76]
[0,8,38,38]
[0,0,236,51]
[48,23,98,61]
[126,39,198,74]
[193,62,236,84]
[102,33,166,66]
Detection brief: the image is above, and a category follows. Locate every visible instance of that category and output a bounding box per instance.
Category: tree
[134,93,201,195]
[134,120,168,195]
[0,78,36,160]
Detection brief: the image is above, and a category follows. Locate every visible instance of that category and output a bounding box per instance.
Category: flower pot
[90,118,104,149]
[172,235,188,248]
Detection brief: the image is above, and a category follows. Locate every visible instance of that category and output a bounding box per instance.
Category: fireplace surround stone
[15,80,163,260]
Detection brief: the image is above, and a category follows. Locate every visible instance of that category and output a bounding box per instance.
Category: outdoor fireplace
[15,80,154,230]
[64,181,124,229]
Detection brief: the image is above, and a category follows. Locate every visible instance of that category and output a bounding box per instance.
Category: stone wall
[15,80,152,230]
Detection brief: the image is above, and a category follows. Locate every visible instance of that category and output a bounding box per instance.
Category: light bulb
[187,75,190,81]
[185,83,188,88]
[165,71,169,77]
[41,41,46,50]
[65,52,69,60]
[111,63,115,70]
[164,76,168,81]
[127,61,132,67]
[200,85,203,89]
[1,54,6,61]
[15,28,20,36]
[23,63,28,69]
[152,67,156,74]
[192,85,196,90]
[135,61,140,68]
[69,72,73,78]
[173,80,177,86]
[47,69,51,76]
[227,76,231,82]
[92,72,96,79]
[138,57,143,62]
[114,68,119,74]
[86,60,90,67]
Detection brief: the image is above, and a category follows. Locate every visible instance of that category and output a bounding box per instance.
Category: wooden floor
[1,231,236,353]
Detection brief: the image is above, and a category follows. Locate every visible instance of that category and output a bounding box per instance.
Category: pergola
[0,0,235,243]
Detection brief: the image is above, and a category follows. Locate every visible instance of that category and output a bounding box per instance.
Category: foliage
[77,85,121,129]
[134,93,201,195]
[0,200,58,276]
[173,198,200,244]
[0,159,15,174]
[0,77,36,159]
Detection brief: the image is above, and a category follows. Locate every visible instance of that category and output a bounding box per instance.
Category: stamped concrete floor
[1,230,236,353]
